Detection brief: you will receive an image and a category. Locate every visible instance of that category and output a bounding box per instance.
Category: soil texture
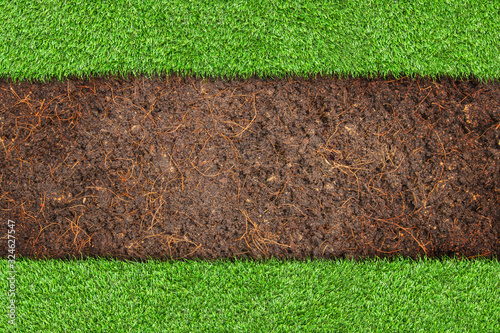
[1,73,499,261]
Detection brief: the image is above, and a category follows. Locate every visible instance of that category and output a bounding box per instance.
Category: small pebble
[131,125,141,135]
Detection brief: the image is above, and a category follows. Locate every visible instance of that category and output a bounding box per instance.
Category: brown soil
[1,73,499,261]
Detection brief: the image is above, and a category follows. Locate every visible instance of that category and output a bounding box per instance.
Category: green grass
[1,0,499,84]
[2,256,500,332]
[2,1,500,331]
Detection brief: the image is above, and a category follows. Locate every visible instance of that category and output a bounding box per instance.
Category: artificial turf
[1,0,499,84]
[2,0,500,331]
[2,256,500,332]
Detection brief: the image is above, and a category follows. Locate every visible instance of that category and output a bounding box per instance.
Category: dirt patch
[1,73,499,261]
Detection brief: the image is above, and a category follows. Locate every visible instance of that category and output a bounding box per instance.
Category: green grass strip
[1,0,499,84]
[2,256,500,332]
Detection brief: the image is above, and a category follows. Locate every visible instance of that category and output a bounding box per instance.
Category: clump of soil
[0,73,499,261]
